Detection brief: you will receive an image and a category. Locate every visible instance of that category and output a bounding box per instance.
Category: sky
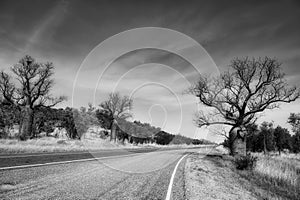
[0,0,300,142]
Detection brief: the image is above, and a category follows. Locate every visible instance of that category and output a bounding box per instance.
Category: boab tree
[0,55,66,140]
[99,92,132,142]
[189,57,299,156]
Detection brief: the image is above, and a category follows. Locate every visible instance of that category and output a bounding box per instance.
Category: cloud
[1,0,300,139]
[25,0,69,53]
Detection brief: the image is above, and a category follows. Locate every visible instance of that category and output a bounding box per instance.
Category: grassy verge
[185,150,260,200]
[0,138,207,154]
[0,138,120,153]
[237,153,300,200]
[185,147,300,200]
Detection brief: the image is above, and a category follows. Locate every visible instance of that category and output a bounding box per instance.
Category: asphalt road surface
[0,148,162,169]
[0,148,199,200]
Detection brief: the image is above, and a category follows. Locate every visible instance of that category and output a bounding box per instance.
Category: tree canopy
[0,55,66,139]
[190,57,299,129]
[98,92,133,141]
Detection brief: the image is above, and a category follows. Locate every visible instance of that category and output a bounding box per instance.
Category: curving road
[0,148,200,200]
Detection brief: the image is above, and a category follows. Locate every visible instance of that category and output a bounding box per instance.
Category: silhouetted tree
[72,104,99,138]
[0,56,66,139]
[274,126,291,154]
[288,113,300,153]
[154,131,174,145]
[99,92,132,141]
[189,57,299,155]
[291,133,300,153]
[170,134,193,145]
[246,123,259,151]
[260,122,275,154]
[32,107,78,139]
[0,99,21,137]
[288,113,300,134]
[96,109,113,130]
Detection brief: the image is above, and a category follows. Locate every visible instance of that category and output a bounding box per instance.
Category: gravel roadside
[184,153,262,200]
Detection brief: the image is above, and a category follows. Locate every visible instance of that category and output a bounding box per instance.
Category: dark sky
[0,0,299,140]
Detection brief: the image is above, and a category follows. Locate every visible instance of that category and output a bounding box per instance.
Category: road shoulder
[184,153,262,200]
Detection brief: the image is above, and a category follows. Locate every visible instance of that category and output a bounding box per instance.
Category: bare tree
[189,57,299,155]
[99,92,133,141]
[0,55,66,140]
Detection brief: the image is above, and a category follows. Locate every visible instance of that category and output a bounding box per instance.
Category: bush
[234,153,257,170]
[99,130,109,139]
[57,140,67,145]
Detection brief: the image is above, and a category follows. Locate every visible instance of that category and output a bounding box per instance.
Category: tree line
[1,55,299,153]
[245,113,300,154]
[0,55,210,145]
[0,96,210,145]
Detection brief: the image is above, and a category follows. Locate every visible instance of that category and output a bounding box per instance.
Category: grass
[186,147,300,199]
[238,153,300,200]
[0,138,207,154]
[0,138,122,153]
[255,154,299,187]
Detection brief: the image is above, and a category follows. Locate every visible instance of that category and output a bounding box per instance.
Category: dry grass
[0,138,124,153]
[254,154,299,188]
[185,150,260,200]
[237,153,300,200]
[0,138,206,154]
[186,148,300,200]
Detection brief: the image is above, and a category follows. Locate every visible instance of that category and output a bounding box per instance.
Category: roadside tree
[189,57,299,156]
[98,92,132,141]
[0,56,66,139]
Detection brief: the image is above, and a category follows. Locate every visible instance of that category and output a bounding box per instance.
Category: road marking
[0,148,194,171]
[0,146,208,158]
[0,149,150,158]
[0,153,142,171]
[0,151,91,158]
[165,154,188,200]
[0,147,180,158]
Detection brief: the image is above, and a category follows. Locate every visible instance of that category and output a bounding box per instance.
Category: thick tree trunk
[19,106,34,140]
[110,119,117,142]
[228,126,247,157]
[228,127,236,156]
[263,133,267,154]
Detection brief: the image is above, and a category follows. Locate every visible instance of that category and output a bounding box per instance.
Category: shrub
[99,130,109,139]
[235,153,257,170]
[57,140,67,145]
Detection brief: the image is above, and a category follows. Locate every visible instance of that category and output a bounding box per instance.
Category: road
[0,148,199,200]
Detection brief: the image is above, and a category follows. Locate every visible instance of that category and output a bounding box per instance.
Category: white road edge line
[0,152,92,158]
[0,147,188,158]
[0,149,150,158]
[165,154,188,200]
[0,153,141,171]
[0,149,189,171]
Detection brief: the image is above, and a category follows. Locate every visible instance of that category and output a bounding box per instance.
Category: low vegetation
[187,147,300,200]
[0,95,213,152]
[0,138,121,153]
[226,115,300,199]
[0,137,210,154]
[238,153,300,199]
[234,153,257,170]
[255,154,299,185]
